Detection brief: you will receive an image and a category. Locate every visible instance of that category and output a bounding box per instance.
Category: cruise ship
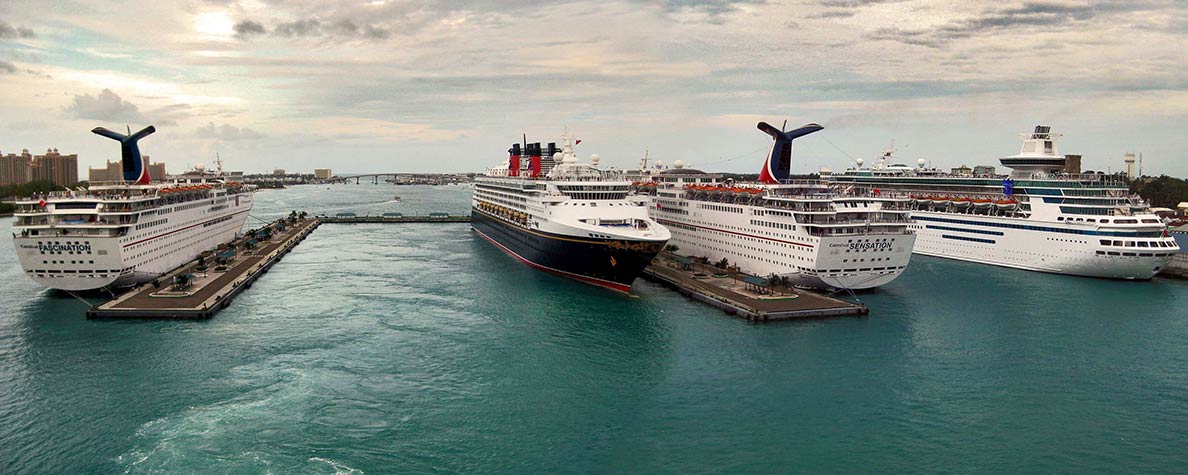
[825,125,1179,279]
[635,122,916,290]
[471,136,671,294]
[10,126,254,291]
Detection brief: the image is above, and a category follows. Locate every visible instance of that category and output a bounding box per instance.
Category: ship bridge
[1001,125,1067,178]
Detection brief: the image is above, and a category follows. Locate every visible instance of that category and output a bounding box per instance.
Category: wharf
[87,218,320,319]
[317,214,469,224]
[641,253,868,321]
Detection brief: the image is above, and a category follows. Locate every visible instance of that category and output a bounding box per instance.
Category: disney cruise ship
[825,126,1179,279]
[636,122,916,290]
[11,126,254,291]
[472,135,670,293]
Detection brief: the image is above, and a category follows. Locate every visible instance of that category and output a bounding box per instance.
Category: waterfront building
[314,168,333,179]
[1,149,34,186]
[89,156,166,182]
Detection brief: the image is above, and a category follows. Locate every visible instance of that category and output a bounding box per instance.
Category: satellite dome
[553,152,563,161]
[855,158,864,166]
[194,162,206,171]
[590,153,600,165]
[673,160,684,169]
[917,158,926,166]
[819,166,833,174]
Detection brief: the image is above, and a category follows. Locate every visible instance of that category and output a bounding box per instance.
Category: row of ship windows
[699,204,743,214]
[1095,251,1176,257]
[750,219,795,231]
[1057,216,1155,224]
[135,218,168,230]
[670,234,813,264]
[818,265,906,274]
[42,259,95,265]
[1098,239,1177,248]
[28,269,125,275]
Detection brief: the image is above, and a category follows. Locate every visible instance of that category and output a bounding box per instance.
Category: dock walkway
[87,218,320,319]
[317,215,469,224]
[641,255,868,321]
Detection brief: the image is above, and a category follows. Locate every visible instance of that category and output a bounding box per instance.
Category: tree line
[1130,176,1188,209]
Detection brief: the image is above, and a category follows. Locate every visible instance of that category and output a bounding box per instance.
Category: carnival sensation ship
[10,126,254,291]
[825,125,1179,279]
[632,122,916,290]
[471,135,670,294]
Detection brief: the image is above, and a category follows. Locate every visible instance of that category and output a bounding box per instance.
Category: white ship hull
[653,202,915,290]
[13,194,253,291]
[908,211,1175,279]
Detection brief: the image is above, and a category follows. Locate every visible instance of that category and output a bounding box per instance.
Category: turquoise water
[2,184,1187,473]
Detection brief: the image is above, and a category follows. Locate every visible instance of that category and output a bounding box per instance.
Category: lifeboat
[971,198,993,209]
[932,196,952,207]
[951,197,971,208]
[995,199,1018,211]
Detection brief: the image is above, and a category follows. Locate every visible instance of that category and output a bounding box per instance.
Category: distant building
[30,148,78,187]
[1124,152,1136,179]
[273,168,286,176]
[0,149,34,186]
[1063,154,1082,175]
[314,168,333,179]
[950,165,972,176]
[88,156,167,182]
[973,165,996,176]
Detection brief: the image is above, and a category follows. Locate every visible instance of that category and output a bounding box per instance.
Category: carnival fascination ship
[11,126,254,291]
[825,126,1179,279]
[634,122,916,290]
[471,135,670,293]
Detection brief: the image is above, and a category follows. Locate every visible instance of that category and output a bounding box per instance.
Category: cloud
[0,60,14,74]
[232,20,266,39]
[0,20,36,39]
[273,18,322,38]
[660,0,764,16]
[866,1,1129,48]
[196,122,264,141]
[64,89,150,123]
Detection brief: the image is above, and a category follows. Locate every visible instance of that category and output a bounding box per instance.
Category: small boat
[971,198,993,209]
[393,195,401,201]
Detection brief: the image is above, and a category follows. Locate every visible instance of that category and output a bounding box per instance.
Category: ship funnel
[92,125,156,184]
[508,143,521,177]
[756,121,823,184]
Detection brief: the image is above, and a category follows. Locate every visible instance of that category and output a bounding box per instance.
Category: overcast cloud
[0,0,1185,176]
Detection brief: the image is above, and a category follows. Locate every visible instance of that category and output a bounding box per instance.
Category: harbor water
[2,185,1187,473]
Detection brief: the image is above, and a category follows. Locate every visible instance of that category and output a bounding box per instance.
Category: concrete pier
[641,253,868,321]
[86,218,320,319]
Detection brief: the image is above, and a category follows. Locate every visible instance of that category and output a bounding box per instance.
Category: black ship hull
[471,209,664,293]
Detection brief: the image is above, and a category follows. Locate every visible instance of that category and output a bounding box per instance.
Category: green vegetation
[1131,176,1188,209]
[0,202,13,215]
[0,181,66,199]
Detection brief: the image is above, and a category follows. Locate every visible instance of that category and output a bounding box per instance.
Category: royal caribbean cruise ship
[471,135,670,293]
[635,122,916,290]
[10,126,254,291]
[826,125,1179,279]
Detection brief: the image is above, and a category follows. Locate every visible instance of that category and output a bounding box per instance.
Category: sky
[0,0,1186,177]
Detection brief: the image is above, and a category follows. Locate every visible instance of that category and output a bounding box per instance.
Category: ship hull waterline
[470,209,664,294]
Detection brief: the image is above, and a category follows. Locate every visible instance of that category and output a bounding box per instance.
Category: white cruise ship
[10,126,254,291]
[472,135,671,294]
[635,122,916,290]
[825,125,1179,279]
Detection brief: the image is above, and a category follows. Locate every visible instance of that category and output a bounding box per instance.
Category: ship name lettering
[37,242,92,253]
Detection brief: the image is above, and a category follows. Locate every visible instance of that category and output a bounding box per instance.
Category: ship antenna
[781,120,787,133]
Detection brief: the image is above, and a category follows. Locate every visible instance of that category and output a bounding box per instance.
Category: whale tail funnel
[756,121,823,184]
[92,125,156,184]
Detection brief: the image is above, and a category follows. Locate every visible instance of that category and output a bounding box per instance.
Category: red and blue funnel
[757,122,823,184]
